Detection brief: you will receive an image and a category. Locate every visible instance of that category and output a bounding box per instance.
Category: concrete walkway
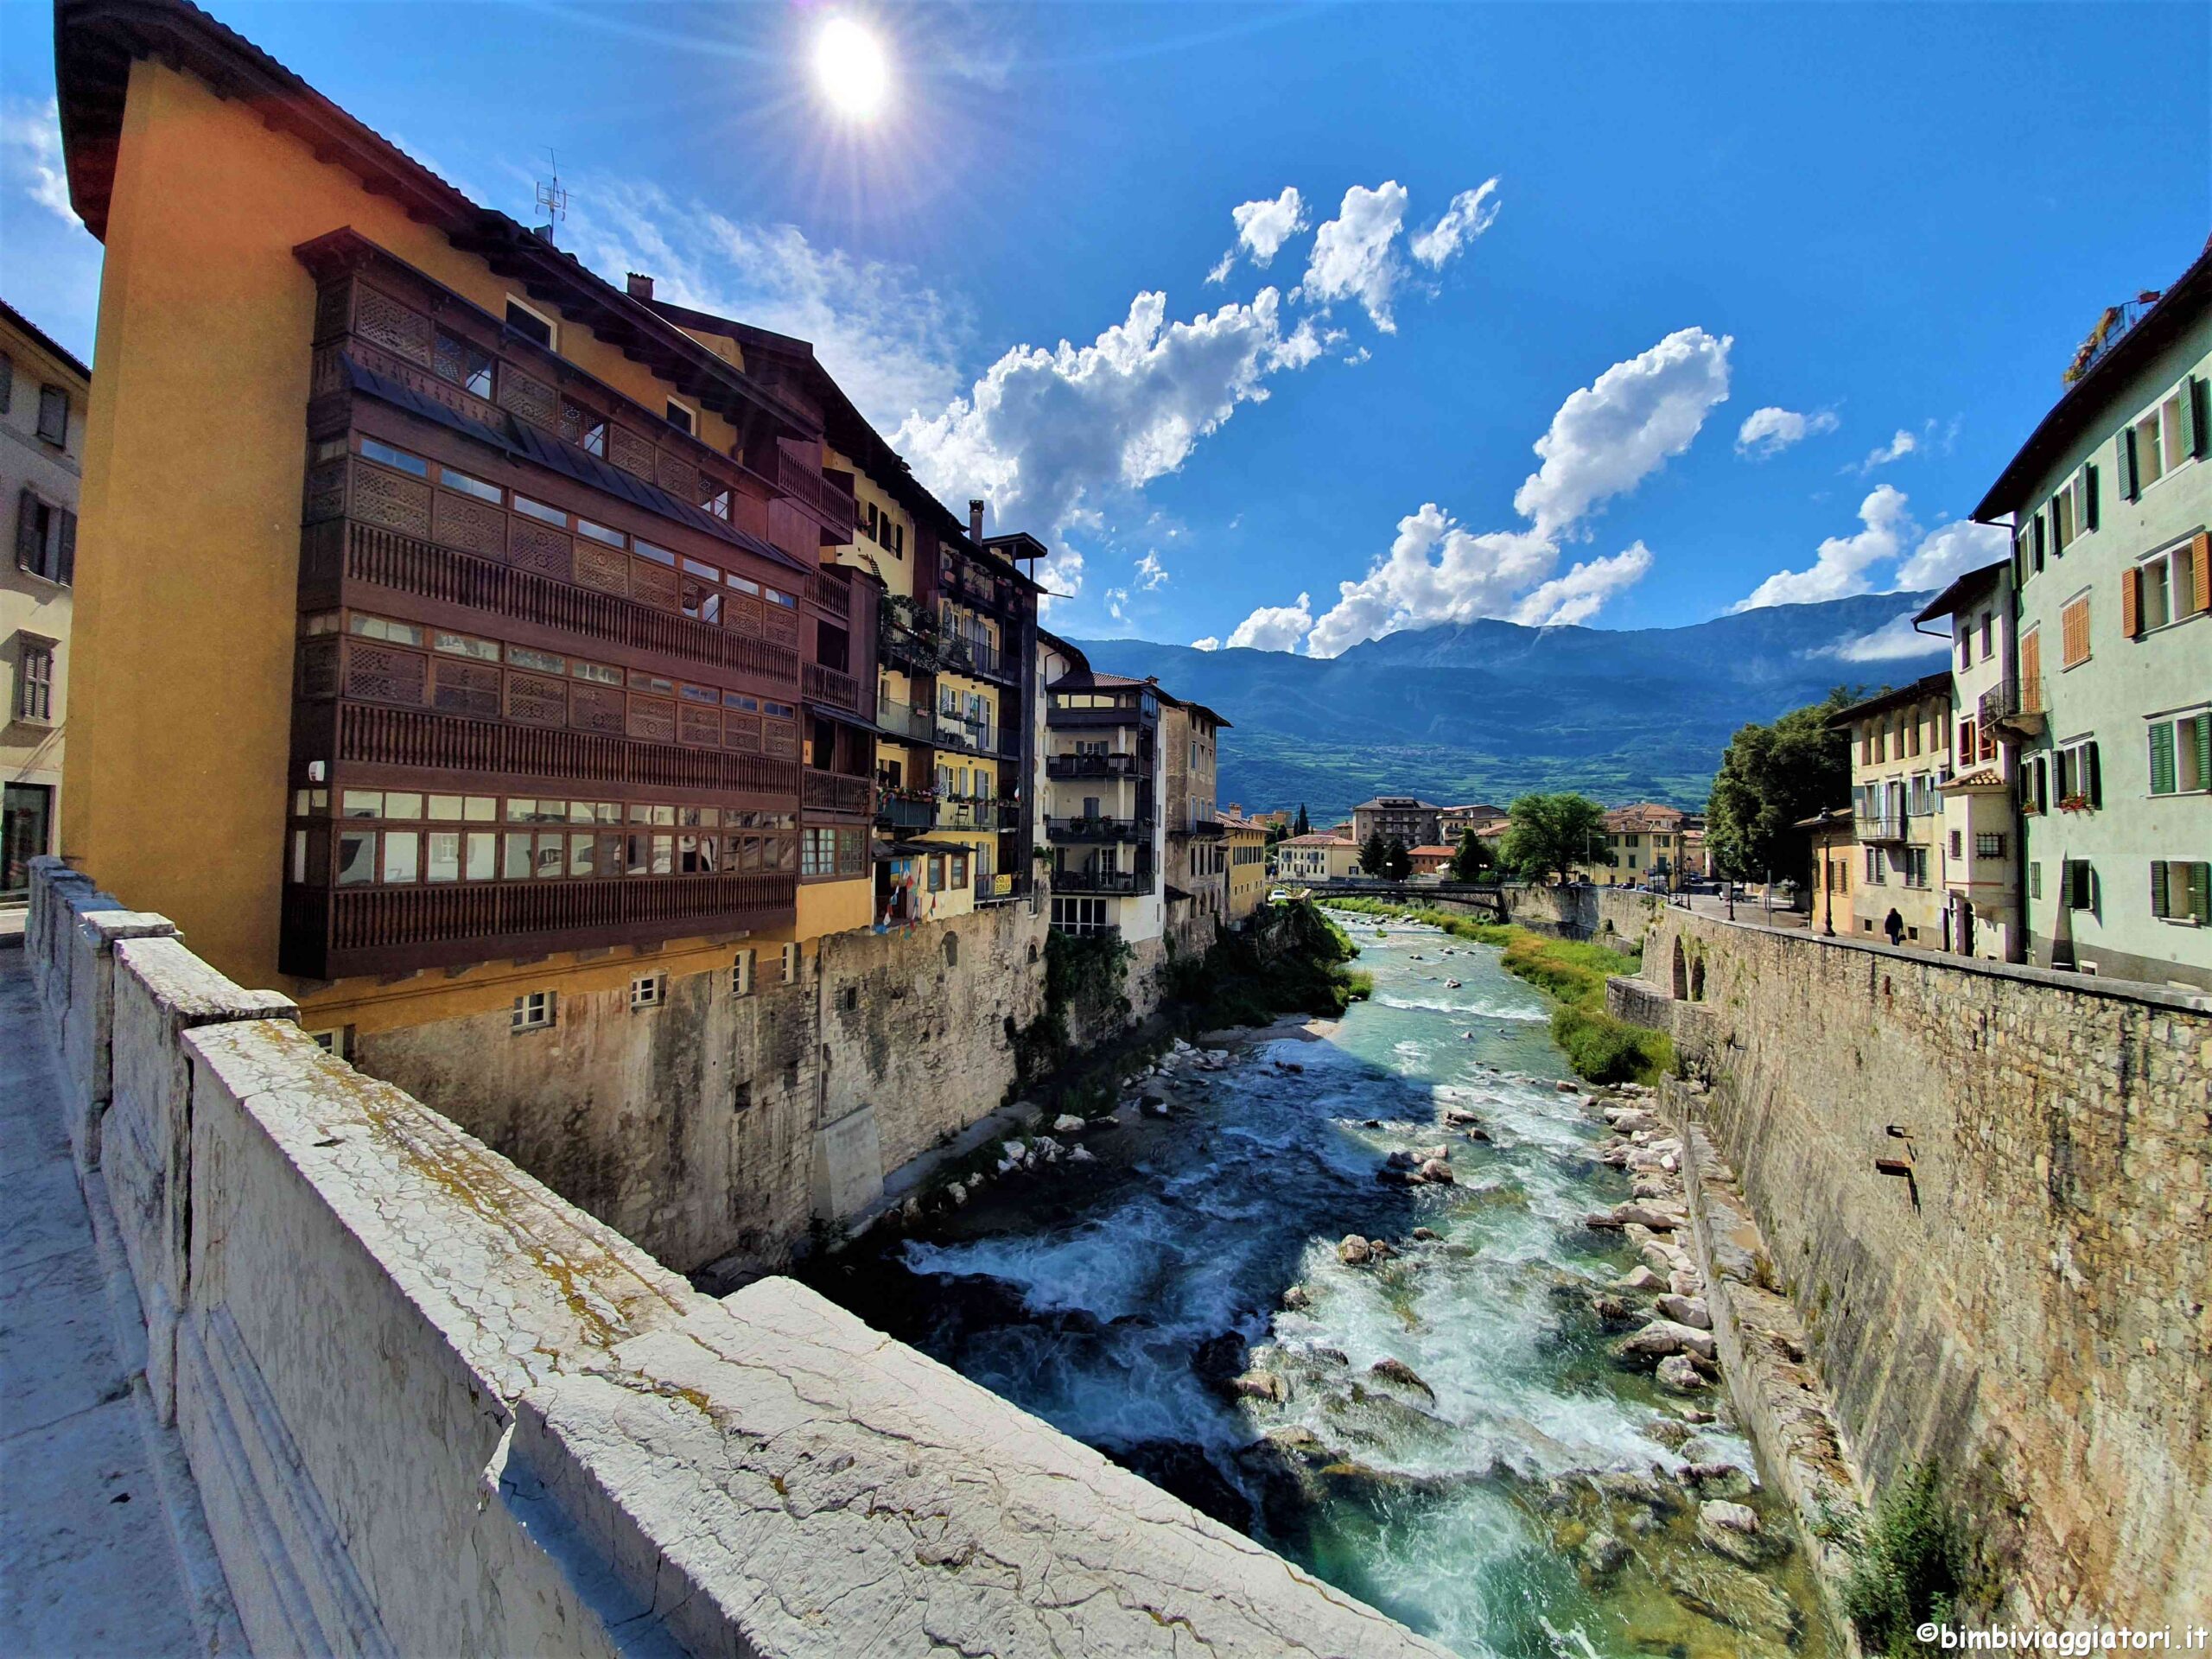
[0,951,242,1656]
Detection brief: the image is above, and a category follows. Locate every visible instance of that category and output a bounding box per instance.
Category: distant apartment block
[1914,560,2024,964]
[1351,796,1441,848]
[3,298,86,900]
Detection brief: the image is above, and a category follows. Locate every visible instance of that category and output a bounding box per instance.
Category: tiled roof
[1282,833,1357,847]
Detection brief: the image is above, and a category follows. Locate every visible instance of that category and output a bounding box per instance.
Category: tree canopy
[1382,836,1413,880]
[1448,825,1492,883]
[1500,792,1606,885]
[1294,804,1311,836]
[1705,688,1857,885]
[1359,830,1390,875]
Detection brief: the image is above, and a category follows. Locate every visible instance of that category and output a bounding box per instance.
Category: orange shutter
[2120,566,2140,639]
[2020,630,2041,707]
[2060,598,2089,667]
[2194,531,2211,616]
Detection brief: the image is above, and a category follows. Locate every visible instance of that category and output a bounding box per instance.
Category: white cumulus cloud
[1812,613,1950,664]
[1735,404,1838,459]
[2,97,75,223]
[1034,548,1085,617]
[1227,591,1316,652]
[1287,327,1732,657]
[1895,519,2011,591]
[1299,181,1410,332]
[1208,187,1310,283]
[1734,486,1916,611]
[1191,636,1221,652]
[1858,428,1920,471]
[897,286,1323,533]
[1134,550,1168,589]
[1408,178,1502,268]
[1512,327,1734,540]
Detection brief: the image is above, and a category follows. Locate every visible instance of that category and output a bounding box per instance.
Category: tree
[1359,830,1389,875]
[1382,836,1413,880]
[1499,792,1606,886]
[1448,825,1492,883]
[1264,822,1288,848]
[1706,689,1856,890]
[1294,804,1311,836]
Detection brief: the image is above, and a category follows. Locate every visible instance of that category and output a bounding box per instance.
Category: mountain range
[1064,591,1942,821]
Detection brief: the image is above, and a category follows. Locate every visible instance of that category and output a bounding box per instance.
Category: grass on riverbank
[1321,897,1674,1086]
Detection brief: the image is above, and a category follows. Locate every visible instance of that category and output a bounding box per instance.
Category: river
[810,914,1837,1657]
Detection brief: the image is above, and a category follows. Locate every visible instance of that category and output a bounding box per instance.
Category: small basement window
[665,398,695,435]
[511,991,556,1033]
[631,973,666,1010]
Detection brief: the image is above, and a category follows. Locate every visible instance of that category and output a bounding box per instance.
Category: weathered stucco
[1613,906,2212,1629]
[20,855,1448,1657]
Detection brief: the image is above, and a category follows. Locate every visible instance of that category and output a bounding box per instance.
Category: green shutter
[2193,862,2212,925]
[2150,861,2170,919]
[2184,377,2204,461]
[2118,427,2138,500]
[2082,463,2099,531]
[2087,741,2102,807]
[2149,722,2177,795]
[2196,714,2212,792]
[2192,378,2211,460]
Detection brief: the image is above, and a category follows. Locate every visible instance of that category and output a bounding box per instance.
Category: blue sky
[3,2,2205,658]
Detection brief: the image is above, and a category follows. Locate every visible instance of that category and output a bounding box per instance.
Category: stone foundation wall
[356,901,1049,1277]
[1617,907,2212,1629]
[20,855,1449,1659]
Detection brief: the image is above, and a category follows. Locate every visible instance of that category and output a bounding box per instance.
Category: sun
[813,17,889,121]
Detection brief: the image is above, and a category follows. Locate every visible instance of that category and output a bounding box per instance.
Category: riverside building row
[1827,240,2210,991]
[44,0,1239,1049]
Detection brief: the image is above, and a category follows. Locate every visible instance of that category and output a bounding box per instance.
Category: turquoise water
[817,917,1834,1657]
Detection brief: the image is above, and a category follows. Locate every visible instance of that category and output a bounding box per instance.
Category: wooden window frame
[35,383,68,447]
[511,991,557,1033]
[15,634,56,722]
[504,296,558,352]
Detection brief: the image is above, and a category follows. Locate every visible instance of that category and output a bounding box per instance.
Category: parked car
[1268,887,1291,903]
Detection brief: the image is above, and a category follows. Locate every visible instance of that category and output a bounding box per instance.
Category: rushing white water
[844,918,1834,1658]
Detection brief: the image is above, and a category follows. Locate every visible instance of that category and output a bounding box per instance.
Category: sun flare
[813,17,889,121]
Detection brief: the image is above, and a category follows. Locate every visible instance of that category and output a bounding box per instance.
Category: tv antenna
[534,148,569,239]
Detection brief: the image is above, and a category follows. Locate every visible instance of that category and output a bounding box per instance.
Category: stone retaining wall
[1611,905,2212,1630]
[22,856,1446,1658]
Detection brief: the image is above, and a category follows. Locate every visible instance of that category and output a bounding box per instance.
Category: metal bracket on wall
[1877,1124,1919,1209]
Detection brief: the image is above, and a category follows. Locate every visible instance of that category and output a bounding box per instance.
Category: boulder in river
[1418,1158,1455,1184]
[1657,1294,1713,1330]
[1281,1284,1312,1311]
[1588,1294,1635,1327]
[1338,1235,1373,1265]
[1654,1552,1801,1646]
[1697,1498,1786,1568]
[1682,1461,1753,1500]
[1580,1529,1630,1582]
[1231,1370,1287,1403]
[1617,1319,1717,1365]
[1052,1114,1086,1134]
[1613,1266,1663,1292]
[1611,1201,1686,1230]
[1192,1332,1249,1390]
[1368,1357,1435,1400]
[1656,1354,1708,1393]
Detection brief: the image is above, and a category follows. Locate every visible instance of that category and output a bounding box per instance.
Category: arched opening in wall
[1690,957,1706,1001]
[1671,938,1688,1000]
[1027,940,1039,964]
[944,932,959,969]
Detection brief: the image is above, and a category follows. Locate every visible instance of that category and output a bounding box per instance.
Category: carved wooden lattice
[433,331,469,387]
[559,400,590,447]
[766,607,799,648]
[344,643,429,706]
[506,521,574,582]
[498,367,556,430]
[569,683,626,734]
[630,562,679,612]
[765,720,798,759]
[355,286,433,366]
[656,452,697,501]
[313,279,352,346]
[431,659,500,720]
[722,714,762,752]
[298,639,340,701]
[679,704,721,747]
[302,461,348,524]
[728,598,763,638]
[571,541,630,596]
[627,696,676,743]
[505,671,569,727]
[609,425,657,480]
[353,464,433,537]
[433,492,506,560]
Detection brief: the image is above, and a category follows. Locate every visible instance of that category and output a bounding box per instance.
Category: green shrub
[1838,1461,1968,1656]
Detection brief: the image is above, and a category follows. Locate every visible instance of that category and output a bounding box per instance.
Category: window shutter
[2087,741,2102,807]
[14,489,38,573]
[2192,377,2211,460]
[2193,532,2211,617]
[2032,512,2046,565]
[2019,629,2040,702]
[55,510,75,585]
[2082,464,2098,531]
[2194,863,2212,926]
[2150,861,2170,920]
[2149,722,2176,795]
[2117,427,2138,500]
[2185,376,2206,461]
[2035,755,2049,813]
[2196,714,2212,791]
[2121,565,2140,638]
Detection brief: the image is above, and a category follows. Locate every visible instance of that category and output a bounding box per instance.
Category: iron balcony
[1046,815,1152,843]
[1051,868,1156,895]
[1046,752,1140,779]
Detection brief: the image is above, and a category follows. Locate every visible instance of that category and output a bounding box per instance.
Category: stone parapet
[20,857,1448,1658]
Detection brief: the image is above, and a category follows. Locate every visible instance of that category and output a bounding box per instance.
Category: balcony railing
[1050,919,1121,939]
[875,697,936,744]
[807,568,852,620]
[875,796,933,832]
[777,442,857,543]
[337,703,798,794]
[802,770,873,817]
[938,630,1016,684]
[1046,752,1139,779]
[1051,867,1156,896]
[976,874,1033,907]
[1980,677,2047,734]
[941,558,1019,616]
[932,798,1008,831]
[1046,815,1150,842]
[1855,812,1907,842]
[1179,817,1226,839]
[804,660,862,713]
[340,523,800,683]
[1047,704,1155,729]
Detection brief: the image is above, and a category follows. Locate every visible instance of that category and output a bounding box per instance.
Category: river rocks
[1580,1529,1630,1581]
[1338,1235,1373,1265]
[1052,1113,1087,1135]
[1410,1226,1440,1242]
[1683,1462,1753,1500]
[1231,1370,1287,1403]
[1592,1468,1683,1515]
[1281,1284,1312,1311]
[1069,1144,1096,1163]
[1417,1159,1455,1184]
[1192,1332,1249,1390]
[1554,1080,1578,1093]
[1583,1211,1625,1231]
[1654,1553,1800,1646]
[1630,1178,1671,1200]
[1605,1108,1658,1133]
[1588,1294,1635,1327]
[1656,1354,1707,1393]
[1442,1106,1483,1128]
[1141,1096,1171,1118]
[1611,1202,1686,1230]
[944,1180,968,1206]
[1669,1268,1703,1298]
[1657,1294,1713,1330]
[1368,1357,1435,1400]
[1646,1416,1693,1451]
[1617,1319,1717,1365]
[1613,1266,1663,1292]
[1697,1499,1786,1568]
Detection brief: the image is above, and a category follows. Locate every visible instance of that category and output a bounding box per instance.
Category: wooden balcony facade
[281,232,877,978]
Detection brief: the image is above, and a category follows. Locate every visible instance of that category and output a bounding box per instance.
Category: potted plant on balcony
[2056,793,2094,815]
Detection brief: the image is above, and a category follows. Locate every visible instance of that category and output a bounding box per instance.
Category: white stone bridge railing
[22,858,1447,1659]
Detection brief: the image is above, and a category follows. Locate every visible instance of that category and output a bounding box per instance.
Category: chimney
[626,272,656,302]
[969,499,985,543]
